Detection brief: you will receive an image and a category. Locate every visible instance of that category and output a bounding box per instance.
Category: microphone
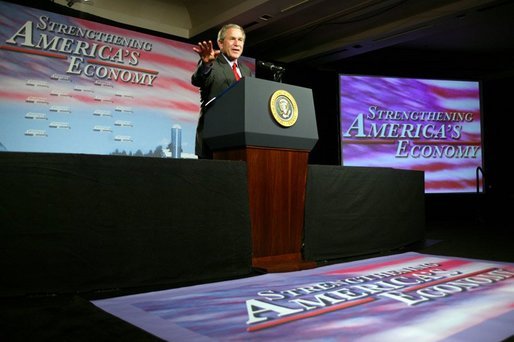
[258,60,285,72]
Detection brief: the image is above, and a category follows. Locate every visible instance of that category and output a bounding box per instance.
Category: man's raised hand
[193,40,220,64]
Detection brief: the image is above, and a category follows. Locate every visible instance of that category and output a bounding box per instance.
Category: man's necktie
[232,62,240,81]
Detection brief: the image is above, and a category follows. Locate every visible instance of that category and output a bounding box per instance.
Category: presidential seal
[270,90,298,127]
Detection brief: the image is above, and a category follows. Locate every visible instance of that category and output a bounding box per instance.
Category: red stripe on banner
[0,91,33,101]
[397,259,473,278]
[430,259,471,269]
[86,59,159,75]
[166,100,199,113]
[429,86,479,99]
[0,45,67,59]
[140,51,197,71]
[404,267,499,292]
[157,77,198,92]
[326,258,474,279]
[409,161,478,172]
[72,93,100,104]
[247,297,376,332]
[425,179,476,191]
[325,255,427,275]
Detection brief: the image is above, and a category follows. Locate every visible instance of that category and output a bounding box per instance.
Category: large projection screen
[339,75,483,193]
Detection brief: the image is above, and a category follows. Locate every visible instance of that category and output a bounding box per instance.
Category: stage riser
[0,152,252,297]
[1,153,424,296]
[304,165,425,261]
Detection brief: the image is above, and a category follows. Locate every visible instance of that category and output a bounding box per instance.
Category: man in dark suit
[191,23,252,159]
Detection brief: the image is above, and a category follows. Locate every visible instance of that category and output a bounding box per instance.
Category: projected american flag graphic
[0,1,254,158]
[93,252,514,341]
[340,75,483,193]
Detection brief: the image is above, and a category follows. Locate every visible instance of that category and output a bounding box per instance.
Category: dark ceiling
[191,0,514,80]
[16,0,514,81]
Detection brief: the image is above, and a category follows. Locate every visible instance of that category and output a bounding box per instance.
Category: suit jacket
[191,54,252,106]
[191,54,252,158]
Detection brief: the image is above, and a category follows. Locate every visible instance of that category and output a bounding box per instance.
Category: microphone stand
[273,69,285,83]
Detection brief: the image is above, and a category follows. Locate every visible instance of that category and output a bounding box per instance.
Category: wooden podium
[203,77,318,272]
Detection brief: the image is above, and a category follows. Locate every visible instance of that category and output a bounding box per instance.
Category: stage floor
[1,221,513,341]
[92,251,514,341]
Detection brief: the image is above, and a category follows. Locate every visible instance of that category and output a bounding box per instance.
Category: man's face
[218,28,245,61]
